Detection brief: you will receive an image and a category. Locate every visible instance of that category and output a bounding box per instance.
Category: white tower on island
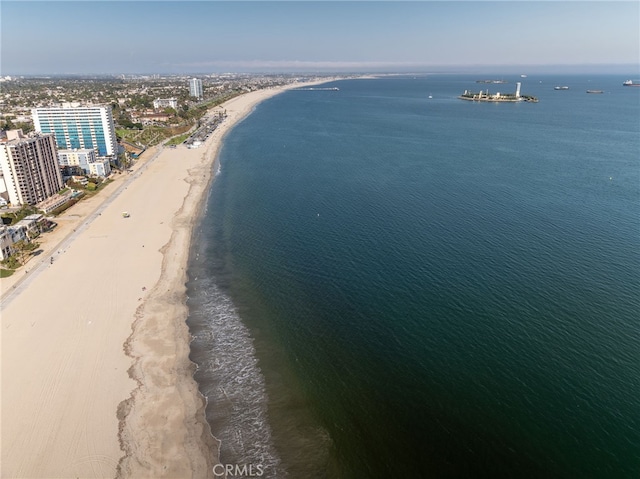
[515,82,522,98]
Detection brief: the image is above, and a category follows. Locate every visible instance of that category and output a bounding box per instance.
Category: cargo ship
[623,80,640,87]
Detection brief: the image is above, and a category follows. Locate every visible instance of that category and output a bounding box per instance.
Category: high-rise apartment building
[0,130,64,206]
[32,104,118,158]
[189,78,203,99]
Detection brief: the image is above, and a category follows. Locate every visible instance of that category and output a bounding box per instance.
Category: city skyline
[1,1,639,75]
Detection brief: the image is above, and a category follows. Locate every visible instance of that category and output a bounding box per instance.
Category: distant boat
[520,74,527,78]
[623,80,640,87]
[554,86,569,90]
[586,90,604,94]
[428,95,433,99]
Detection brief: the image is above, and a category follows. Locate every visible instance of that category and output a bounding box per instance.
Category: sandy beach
[0,80,330,479]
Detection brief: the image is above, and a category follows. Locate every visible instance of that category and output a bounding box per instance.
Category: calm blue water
[187,75,640,478]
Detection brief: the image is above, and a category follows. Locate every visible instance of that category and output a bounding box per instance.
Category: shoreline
[1,78,337,478]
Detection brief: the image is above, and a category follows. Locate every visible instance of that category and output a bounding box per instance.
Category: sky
[1,1,638,75]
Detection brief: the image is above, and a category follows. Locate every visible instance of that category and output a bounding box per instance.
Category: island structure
[459,82,538,102]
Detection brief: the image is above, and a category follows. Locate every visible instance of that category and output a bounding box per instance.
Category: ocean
[186,75,640,478]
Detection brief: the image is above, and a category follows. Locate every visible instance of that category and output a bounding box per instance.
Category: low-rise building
[58,148,95,170]
[70,175,88,186]
[14,215,42,239]
[7,224,27,243]
[36,189,75,214]
[131,113,171,125]
[89,158,111,177]
[58,149,110,177]
[0,226,13,260]
[0,214,50,261]
[153,98,178,110]
[60,165,85,178]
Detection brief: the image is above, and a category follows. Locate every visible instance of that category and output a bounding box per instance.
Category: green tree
[12,240,29,265]
[1,118,15,130]
[15,122,34,134]
[1,256,20,270]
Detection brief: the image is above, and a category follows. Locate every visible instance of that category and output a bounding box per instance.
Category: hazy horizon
[5,64,639,78]
[1,1,638,76]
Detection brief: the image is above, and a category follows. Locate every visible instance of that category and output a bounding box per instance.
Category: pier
[293,87,340,91]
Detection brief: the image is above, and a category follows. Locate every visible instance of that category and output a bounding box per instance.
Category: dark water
[187,75,640,478]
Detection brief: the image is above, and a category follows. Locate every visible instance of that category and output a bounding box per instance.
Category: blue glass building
[32,105,118,159]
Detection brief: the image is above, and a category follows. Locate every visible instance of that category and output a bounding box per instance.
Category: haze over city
[2,1,639,75]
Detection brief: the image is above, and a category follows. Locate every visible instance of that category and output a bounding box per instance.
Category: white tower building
[189,78,203,99]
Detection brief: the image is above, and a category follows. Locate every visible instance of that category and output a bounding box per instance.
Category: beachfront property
[89,158,111,177]
[153,97,178,110]
[0,224,32,260]
[70,175,89,187]
[58,148,111,177]
[36,189,77,214]
[189,78,203,99]
[130,112,171,126]
[0,214,49,261]
[0,129,64,206]
[14,214,46,239]
[0,226,13,260]
[60,164,85,178]
[32,104,118,159]
[58,148,95,171]
[7,223,27,242]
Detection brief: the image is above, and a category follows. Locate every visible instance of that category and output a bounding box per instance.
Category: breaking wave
[187,275,284,478]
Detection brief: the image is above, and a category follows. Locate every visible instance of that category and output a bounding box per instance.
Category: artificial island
[459,82,538,103]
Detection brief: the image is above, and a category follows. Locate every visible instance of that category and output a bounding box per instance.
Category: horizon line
[4,63,639,77]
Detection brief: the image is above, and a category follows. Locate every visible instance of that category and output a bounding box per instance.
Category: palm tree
[12,240,29,266]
